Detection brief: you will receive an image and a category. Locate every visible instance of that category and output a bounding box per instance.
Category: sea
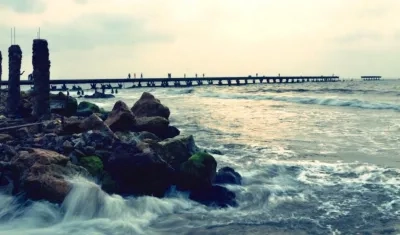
[0,79,399,235]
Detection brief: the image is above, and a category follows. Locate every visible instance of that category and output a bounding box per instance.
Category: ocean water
[1,80,400,235]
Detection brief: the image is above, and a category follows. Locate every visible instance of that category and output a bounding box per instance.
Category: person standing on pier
[128,73,131,79]
[141,73,143,79]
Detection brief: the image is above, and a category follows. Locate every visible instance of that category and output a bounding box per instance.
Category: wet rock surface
[0,92,240,208]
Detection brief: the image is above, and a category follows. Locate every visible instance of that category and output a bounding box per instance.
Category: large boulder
[107,142,174,197]
[131,92,170,119]
[135,116,169,138]
[9,148,88,203]
[177,152,217,191]
[105,101,136,132]
[150,135,199,170]
[50,92,78,117]
[214,167,242,185]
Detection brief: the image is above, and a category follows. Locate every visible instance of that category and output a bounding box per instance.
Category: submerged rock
[131,92,170,119]
[190,185,237,208]
[214,167,242,185]
[84,92,115,99]
[105,101,136,132]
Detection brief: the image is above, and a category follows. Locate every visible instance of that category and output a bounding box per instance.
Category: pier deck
[0,76,340,89]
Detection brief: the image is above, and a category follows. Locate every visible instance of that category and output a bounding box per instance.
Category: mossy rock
[78,101,101,113]
[178,152,217,191]
[79,155,104,176]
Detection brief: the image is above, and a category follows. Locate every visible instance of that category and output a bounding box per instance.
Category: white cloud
[0,0,399,79]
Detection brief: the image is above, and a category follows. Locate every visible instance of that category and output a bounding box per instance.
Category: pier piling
[32,39,51,118]
[0,51,2,91]
[6,45,22,117]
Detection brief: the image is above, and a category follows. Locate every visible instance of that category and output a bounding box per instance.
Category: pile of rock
[0,92,241,208]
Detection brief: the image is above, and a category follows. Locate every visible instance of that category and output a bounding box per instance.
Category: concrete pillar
[0,51,2,89]
[32,39,51,118]
[6,45,22,117]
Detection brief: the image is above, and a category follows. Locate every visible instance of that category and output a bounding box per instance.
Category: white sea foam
[199,92,400,111]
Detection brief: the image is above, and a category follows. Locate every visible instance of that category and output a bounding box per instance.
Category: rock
[0,134,13,143]
[177,152,217,191]
[15,127,30,139]
[73,149,86,158]
[76,101,104,117]
[94,150,112,163]
[152,135,199,170]
[10,148,88,203]
[82,128,116,149]
[50,92,78,117]
[18,99,33,118]
[135,116,169,138]
[115,131,160,145]
[79,156,103,176]
[137,131,160,142]
[0,144,17,161]
[79,114,107,131]
[105,101,136,132]
[84,92,115,99]
[165,126,180,139]
[189,185,237,208]
[61,121,84,135]
[83,146,96,155]
[107,142,174,197]
[131,92,170,119]
[62,140,74,153]
[78,114,116,141]
[100,172,117,194]
[214,167,242,185]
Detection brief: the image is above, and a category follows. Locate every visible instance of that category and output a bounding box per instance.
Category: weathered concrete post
[32,39,51,118]
[0,51,2,90]
[6,45,22,117]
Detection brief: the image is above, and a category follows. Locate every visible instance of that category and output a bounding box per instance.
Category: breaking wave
[200,92,400,112]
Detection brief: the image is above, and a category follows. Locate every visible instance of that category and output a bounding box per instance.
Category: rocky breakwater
[0,92,241,208]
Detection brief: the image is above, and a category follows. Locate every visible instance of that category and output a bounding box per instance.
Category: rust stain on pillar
[32,39,51,118]
[6,45,22,117]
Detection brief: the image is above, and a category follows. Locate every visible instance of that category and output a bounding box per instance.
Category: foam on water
[0,159,399,235]
[198,91,400,112]
[1,80,399,234]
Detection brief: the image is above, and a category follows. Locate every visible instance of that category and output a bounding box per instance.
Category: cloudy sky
[0,0,399,79]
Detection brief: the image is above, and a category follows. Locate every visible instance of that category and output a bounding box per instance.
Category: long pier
[0,76,340,90]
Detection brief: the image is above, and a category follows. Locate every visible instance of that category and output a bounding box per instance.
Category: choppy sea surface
[1,79,400,235]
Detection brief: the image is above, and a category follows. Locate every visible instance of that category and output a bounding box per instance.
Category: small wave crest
[200,92,400,112]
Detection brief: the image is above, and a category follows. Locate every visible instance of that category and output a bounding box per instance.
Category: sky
[0,0,399,79]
